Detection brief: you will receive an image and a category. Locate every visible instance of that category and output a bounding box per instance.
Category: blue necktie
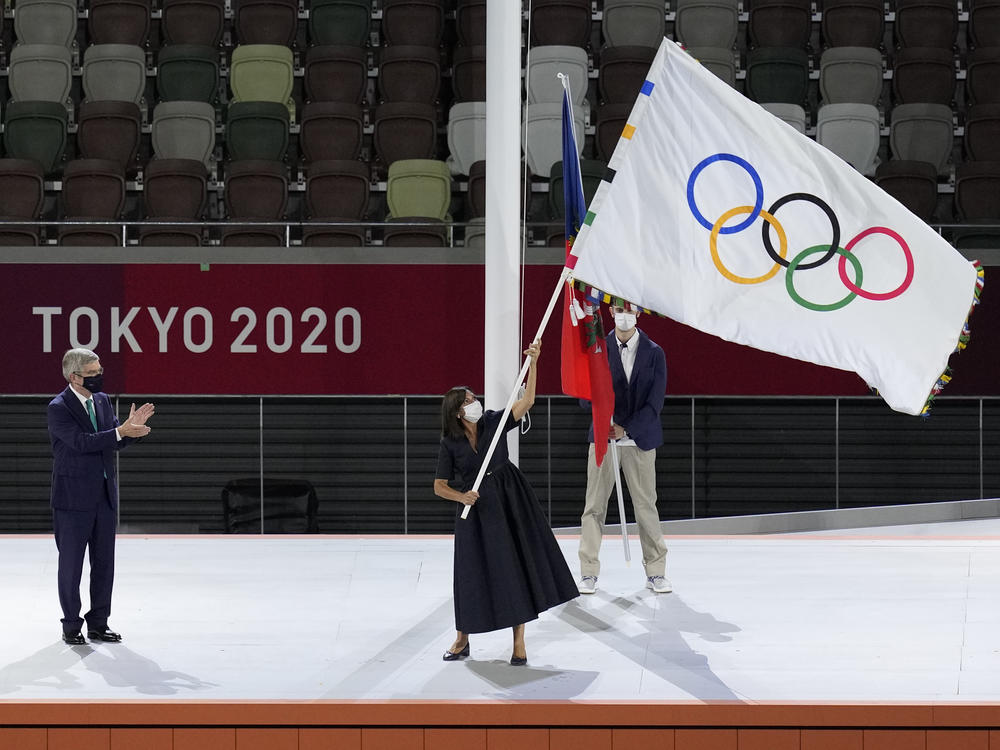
[86,398,98,431]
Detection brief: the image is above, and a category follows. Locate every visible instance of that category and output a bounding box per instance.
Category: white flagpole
[559,71,630,564]
[461,265,572,520]
[608,437,632,565]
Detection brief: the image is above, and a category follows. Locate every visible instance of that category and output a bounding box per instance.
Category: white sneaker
[646,575,672,593]
[577,576,598,594]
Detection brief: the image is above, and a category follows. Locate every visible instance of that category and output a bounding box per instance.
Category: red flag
[561,283,615,466]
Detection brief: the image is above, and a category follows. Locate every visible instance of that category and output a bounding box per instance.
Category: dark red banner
[4,263,996,397]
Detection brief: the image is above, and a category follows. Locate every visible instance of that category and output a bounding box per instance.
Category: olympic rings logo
[686,153,914,312]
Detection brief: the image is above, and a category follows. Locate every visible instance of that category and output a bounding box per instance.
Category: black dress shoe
[87,627,122,642]
[62,630,86,645]
[442,642,470,661]
[509,654,527,666]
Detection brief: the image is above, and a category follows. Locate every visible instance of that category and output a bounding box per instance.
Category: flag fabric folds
[559,87,615,464]
[569,38,983,416]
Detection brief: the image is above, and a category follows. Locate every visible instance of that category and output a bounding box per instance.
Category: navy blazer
[47,387,133,511]
[585,329,667,451]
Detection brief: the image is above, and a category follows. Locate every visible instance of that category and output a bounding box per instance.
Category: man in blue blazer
[578,303,670,595]
[48,348,154,645]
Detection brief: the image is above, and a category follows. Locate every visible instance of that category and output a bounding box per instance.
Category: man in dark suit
[578,302,670,595]
[48,348,154,645]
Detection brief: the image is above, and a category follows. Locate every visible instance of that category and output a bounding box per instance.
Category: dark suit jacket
[47,387,133,511]
[586,329,667,451]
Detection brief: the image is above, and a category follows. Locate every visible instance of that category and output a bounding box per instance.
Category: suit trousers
[53,492,116,632]
[579,442,667,578]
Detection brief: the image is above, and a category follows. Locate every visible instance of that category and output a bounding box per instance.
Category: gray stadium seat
[151,100,217,166]
[819,47,884,106]
[816,102,881,175]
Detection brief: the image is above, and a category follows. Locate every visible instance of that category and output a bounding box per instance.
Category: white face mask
[461,399,483,423]
[614,311,637,332]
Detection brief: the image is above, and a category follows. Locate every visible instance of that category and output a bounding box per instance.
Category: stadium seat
[373,101,439,169]
[378,45,441,104]
[964,103,1000,161]
[76,100,143,171]
[308,0,371,46]
[598,45,657,104]
[954,161,1000,220]
[602,0,666,49]
[748,0,812,49]
[760,102,808,133]
[673,0,738,50]
[0,158,45,245]
[304,45,368,103]
[233,0,298,46]
[222,159,289,246]
[746,47,810,106]
[529,45,589,105]
[143,157,209,217]
[82,44,148,105]
[304,159,370,219]
[386,158,451,220]
[151,100,217,165]
[456,0,486,47]
[894,0,958,49]
[818,46,883,106]
[225,101,290,161]
[230,44,296,119]
[966,47,1000,105]
[685,46,737,87]
[446,100,486,176]
[816,102,881,175]
[13,0,77,46]
[891,47,956,106]
[820,0,884,48]
[160,0,225,46]
[139,223,204,245]
[8,44,73,104]
[530,0,592,48]
[888,102,954,175]
[451,45,486,102]
[88,0,151,45]
[59,158,127,246]
[524,101,584,176]
[224,159,288,218]
[156,44,220,103]
[3,101,68,175]
[380,0,445,47]
[299,101,365,162]
[874,160,938,221]
[968,0,1000,49]
[302,158,370,246]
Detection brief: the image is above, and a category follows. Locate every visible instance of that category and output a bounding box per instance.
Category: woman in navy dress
[433,340,579,665]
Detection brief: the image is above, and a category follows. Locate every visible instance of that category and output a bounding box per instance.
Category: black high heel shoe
[442,642,470,661]
[509,653,527,666]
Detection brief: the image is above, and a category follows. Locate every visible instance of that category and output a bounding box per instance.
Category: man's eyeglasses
[75,368,104,377]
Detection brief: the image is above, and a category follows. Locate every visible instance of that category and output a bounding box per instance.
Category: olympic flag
[570,38,983,416]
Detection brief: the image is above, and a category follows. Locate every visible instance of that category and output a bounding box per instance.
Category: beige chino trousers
[578,442,667,578]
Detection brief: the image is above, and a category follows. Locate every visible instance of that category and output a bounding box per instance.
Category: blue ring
[686,154,764,234]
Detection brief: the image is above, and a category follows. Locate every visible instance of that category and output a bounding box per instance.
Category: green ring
[785,245,862,312]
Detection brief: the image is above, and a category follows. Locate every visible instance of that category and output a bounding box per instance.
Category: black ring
[761,192,840,270]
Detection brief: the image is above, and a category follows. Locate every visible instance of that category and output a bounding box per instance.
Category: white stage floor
[4,521,1000,704]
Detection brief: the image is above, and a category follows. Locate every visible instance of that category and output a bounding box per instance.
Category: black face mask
[81,374,104,393]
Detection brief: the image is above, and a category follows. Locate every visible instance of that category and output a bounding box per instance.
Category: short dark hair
[441,386,470,439]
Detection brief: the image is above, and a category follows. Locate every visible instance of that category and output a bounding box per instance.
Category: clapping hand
[120,402,155,438]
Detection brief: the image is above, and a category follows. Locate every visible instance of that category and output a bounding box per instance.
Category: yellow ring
[709,206,787,285]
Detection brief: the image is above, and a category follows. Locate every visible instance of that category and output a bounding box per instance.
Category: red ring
[837,226,914,301]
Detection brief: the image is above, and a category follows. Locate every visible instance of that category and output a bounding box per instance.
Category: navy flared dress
[436,409,579,634]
